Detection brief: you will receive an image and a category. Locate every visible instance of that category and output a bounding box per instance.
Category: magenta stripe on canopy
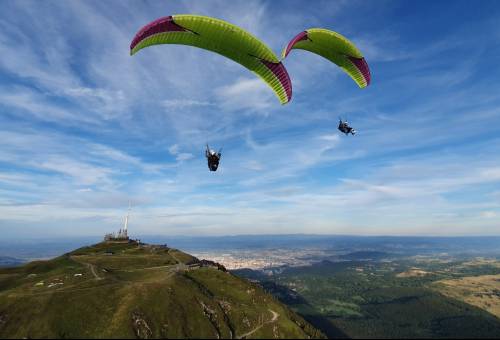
[348,56,371,85]
[283,31,308,58]
[261,60,292,102]
[130,16,188,51]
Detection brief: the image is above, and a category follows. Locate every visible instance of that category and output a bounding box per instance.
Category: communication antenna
[123,201,131,236]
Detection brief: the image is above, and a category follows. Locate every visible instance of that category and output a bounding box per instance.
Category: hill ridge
[0,241,324,339]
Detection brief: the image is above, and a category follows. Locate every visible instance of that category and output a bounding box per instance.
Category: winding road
[87,263,102,280]
[70,256,103,280]
[237,309,279,339]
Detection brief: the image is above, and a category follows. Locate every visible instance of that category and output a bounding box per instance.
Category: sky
[1,0,500,239]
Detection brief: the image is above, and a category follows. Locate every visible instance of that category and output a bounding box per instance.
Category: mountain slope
[0,241,323,339]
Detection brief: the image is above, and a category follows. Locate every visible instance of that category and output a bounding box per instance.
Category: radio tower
[123,201,131,239]
[103,201,132,242]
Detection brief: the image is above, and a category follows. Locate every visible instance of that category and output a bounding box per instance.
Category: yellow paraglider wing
[282,28,371,88]
[131,15,292,104]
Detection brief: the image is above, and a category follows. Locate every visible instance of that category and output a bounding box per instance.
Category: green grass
[237,258,500,338]
[0,242,323,339]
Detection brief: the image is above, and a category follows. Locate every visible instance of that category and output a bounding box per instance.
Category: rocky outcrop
[131,311,152,339]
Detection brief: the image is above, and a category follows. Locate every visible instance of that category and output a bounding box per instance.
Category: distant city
[3,234,498,270]
[1,234,499,338]
[191,248,330,271]
[188,236,500,272]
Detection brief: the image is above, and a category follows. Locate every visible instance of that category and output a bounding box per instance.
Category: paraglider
[282,28,371,88]
[130,15,292,104]
[206,144,222,172]
[338,118,356,135]
[131,17,373,172]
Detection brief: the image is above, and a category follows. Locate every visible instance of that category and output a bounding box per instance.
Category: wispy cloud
[162,99,214,110]
[1,1,500,237]
[215,78,276,112]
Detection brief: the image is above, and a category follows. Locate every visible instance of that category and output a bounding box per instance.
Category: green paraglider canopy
[282,28,371,88]
[131,14,292,104]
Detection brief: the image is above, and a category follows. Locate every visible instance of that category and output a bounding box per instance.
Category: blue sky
[1,0,500,238]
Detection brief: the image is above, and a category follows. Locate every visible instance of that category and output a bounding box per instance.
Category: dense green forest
[235,257,500,338]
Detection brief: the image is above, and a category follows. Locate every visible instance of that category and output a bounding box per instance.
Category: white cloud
[176,153,194,162]
[215,78,276,112]
[0,86,97,124]
[480,211,497,219]
[1,1,500,238]
[168,144,180,155]
[167,145,193,162]
[64,87,128,119]
[77,188,93,193]
[162,99,214,110]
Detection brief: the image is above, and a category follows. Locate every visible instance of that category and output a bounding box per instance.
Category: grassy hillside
[434,274,500,319]
[0,241,323,339]
[236,258,500,338]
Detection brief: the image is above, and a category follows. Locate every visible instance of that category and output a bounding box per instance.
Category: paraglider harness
[338,119,356,135]
[206,145,222,172]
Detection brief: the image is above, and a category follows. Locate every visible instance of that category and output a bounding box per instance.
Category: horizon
[3,233,500,242]
[1,0,500,239]
[2,233,499,264]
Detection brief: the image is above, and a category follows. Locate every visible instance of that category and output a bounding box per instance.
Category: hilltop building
[104,202,131,242]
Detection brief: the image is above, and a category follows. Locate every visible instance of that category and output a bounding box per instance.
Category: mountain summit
[0,241,323,339]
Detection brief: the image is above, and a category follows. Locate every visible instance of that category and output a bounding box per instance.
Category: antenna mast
[123,201,131,237]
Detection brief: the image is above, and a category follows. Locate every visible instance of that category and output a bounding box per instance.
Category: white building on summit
[104,202,131,242]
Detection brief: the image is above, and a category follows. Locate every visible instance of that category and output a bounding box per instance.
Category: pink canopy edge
[348,56,371,86]
[283,31,308,58]
[261,60,292,103]
[130,16,188,52]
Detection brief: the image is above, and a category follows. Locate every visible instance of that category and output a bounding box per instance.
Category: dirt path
[169,251,183,264]
[237,309,279,339]
[120,265,172,272]
[87,263,102,280]
[118,262,188,274]
[6,282,124,298]
[70,256,102,280]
